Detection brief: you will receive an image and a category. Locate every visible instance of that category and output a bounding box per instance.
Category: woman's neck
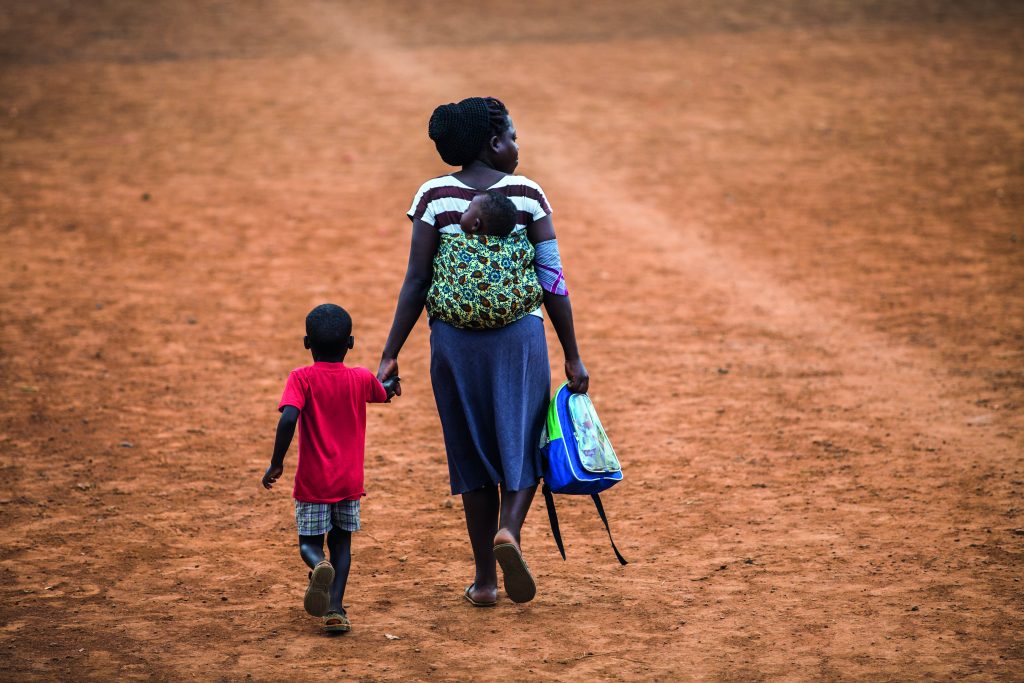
[453,160,507,189]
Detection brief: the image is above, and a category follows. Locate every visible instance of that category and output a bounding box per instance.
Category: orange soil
[1,1,1022,680]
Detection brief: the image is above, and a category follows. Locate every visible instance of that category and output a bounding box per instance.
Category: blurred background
[1,1,1021,680]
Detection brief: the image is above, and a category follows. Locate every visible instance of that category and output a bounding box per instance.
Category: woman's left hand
[377,357,400,385]
[565,357,589,394]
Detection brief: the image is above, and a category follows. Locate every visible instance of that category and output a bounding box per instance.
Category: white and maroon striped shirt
[408,174,553,319]
[407,174,553,234]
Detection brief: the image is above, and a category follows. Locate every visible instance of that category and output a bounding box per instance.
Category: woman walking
[377,97,588,606]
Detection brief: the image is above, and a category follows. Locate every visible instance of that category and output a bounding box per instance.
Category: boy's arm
[367,370,394,404]
[262,405,299,489]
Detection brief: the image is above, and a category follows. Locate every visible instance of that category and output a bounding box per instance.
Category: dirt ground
[1,1,1022,680]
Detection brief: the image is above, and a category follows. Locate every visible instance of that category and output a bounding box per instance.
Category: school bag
[540,382,627,565]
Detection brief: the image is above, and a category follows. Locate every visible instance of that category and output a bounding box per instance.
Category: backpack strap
[591,493,628,566]
[541,483,566,561]
[541,483,628,566]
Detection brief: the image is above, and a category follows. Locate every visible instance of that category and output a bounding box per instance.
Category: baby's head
[303,303,353,360]
[460,190,518,237]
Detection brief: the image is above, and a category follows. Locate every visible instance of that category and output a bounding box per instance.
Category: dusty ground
[1,1,1022,680]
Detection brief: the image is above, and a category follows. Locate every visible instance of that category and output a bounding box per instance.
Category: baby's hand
[262,463,283,489]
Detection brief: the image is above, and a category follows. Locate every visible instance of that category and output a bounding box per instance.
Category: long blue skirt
[429,315,551,495]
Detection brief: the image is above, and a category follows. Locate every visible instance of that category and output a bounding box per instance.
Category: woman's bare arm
[377,219,440,386]
[527,214,589,393]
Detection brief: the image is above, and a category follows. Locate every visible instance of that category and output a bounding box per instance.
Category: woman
[377,97,588,606]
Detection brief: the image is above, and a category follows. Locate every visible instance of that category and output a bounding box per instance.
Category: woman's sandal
[463,585,497,608]
[493,534,537,604]
[304,560,335,617]
[323,611,351,633]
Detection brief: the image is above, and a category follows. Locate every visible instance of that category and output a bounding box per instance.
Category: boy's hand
[262,463,284,489]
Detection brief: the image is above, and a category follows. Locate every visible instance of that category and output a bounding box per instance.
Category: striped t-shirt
[407,174,553,234]
[408,174,554,320]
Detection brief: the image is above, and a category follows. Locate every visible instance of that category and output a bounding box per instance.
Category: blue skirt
[430,315,551,495]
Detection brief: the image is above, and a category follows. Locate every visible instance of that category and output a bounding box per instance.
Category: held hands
[377,357,400,397]
[376,354,588,394]
[262,463,283,489]
[382,376,401,401]
[565,357,589,394]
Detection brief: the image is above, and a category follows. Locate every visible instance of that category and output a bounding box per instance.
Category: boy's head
[460,190,518,237]
[303,303,353,358]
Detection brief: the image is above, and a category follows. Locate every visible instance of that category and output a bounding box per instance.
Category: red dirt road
[1,1,1022,680]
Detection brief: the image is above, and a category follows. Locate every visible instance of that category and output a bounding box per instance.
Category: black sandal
[493,541,536,603]
[304,560,334,617]
[463,585,497,607]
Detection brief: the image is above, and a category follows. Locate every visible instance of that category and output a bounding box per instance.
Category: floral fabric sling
[427,232,544,330]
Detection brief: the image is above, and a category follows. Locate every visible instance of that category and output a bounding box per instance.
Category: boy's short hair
[305,304,352,353]
[481,190,518,237]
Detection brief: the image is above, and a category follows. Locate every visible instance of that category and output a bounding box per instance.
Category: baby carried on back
[427,189,561,330]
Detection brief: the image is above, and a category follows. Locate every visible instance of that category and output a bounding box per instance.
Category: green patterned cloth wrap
[427,232,544,330]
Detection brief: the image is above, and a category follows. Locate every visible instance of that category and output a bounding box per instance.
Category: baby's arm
[262,405,299,489]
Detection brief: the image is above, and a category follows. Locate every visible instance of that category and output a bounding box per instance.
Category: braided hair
[428,96,511,166]
[483,97,510,139]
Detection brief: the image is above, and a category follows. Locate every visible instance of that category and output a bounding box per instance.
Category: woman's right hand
[565,357,589,394]
[377,357,400,386]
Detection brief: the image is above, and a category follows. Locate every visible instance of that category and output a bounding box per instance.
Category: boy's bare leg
[299,533,335,618]
[461,485,499,603]
[496,483,537,545]
[299,534,326,568]
[326,527,352,614]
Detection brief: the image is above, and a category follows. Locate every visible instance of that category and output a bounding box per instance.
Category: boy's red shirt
[279,362,388,503]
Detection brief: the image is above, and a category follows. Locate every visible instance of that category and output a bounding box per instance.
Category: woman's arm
[377,219,440,386]
[527,215,590,394]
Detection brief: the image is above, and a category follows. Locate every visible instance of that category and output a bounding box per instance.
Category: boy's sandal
[463,585,497,608]
[494,540,537,604]
[323,611,351,633]
[304,560,335,617]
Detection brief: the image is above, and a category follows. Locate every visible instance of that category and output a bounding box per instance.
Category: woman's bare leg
[461,485,499,603]
[496,483,537,544]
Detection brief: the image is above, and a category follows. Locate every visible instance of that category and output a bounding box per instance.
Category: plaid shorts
[294,499,361,536]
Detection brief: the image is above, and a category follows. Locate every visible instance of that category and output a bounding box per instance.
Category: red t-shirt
[278,362,388,503]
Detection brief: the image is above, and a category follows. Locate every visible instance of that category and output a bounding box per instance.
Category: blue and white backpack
[540,382,627,565]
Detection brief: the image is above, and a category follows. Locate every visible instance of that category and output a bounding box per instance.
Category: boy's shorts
[294,499,361,536]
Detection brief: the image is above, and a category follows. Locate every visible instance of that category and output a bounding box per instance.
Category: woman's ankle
[468,581,498,597]
[473,570,498,589]
[493,527,519,546]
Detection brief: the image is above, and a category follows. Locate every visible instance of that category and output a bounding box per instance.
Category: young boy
[262,303,398,633]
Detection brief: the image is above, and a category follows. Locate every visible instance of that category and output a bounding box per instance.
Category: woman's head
[428,97,518,172]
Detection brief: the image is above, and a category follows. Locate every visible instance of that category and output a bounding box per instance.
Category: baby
[459,189,518,236]
[425,190,543,330]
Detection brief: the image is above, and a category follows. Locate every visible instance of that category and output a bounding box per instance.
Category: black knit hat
[428,97,491,167]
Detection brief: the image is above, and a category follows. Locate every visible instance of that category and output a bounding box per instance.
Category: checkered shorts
[294,499,361,536]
